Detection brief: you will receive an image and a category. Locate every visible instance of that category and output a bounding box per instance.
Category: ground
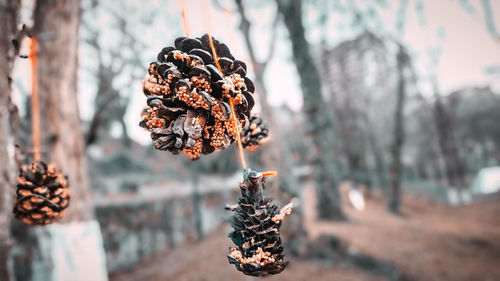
[110,184,500,281]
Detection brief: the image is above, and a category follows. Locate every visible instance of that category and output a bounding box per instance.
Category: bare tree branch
[234,0,279,72]
[265,9,280,64]
[82,0,149,147]
[234,0,259,69]
[480,0,500,39]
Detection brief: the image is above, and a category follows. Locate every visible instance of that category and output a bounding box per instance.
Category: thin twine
[200,0,248,169]
[177,0,190,37]
[217,3,277,177]
[181,0,276,176]
[29,37,41,161]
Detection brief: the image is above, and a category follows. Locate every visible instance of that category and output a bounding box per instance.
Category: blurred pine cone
[226,169,292,276]
[140,34,256,160]
[13,161,70,225]
[241,116,269,150]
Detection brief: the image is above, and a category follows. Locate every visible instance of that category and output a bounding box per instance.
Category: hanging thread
[179,0,276,173]
[206,33,248,168]
[198,0,248,168]
[177,0,190,37]
[29,37,41,161]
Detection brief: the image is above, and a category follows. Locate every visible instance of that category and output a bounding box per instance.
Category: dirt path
[110,226,385,281]
[303,184,500,281]
[110,185,500,281]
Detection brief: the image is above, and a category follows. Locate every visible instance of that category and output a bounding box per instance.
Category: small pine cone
[139,34,256,160]
[13,161,70,225]
[226,169,293,277]
[241,116,269,151]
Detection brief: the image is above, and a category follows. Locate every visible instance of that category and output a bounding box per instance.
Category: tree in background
[451,87,500,168]
[233,0,307,254]
[0,1,21,279]
[33,0,93,222]
[8,1,107,280]
[82,0,152,147]
[433,85,466,189]
[321,32,392,191]
[232,0,300,197]
[276,0,344,220]
[388,45,409,213]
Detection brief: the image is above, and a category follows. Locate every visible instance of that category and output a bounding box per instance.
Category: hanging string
[177,0,190,37]
[29,37,41,161]
[229,89,248,168]
[179,0,275,175]
[200,0,248,169]
[217,3,279,177]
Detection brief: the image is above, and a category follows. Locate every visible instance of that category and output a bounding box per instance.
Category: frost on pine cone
[241,116,269,150]
[226,169,293,276]
[139,34,256,159]
[13,161,70,225]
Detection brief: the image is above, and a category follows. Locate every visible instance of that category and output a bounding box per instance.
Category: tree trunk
[388,45,407,213]
[234,0,299,196]
[9,1,108,280]
[433,91,466,188]
[363,115,387,189]
[277,0,344,220]
[32,0,92,222]
[0,1,22,279]
[190,173,204,240]
[234,0,308,256]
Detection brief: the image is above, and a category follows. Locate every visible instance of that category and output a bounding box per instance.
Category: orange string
[229,99,247,168]
[206,34,223,75]
[207,33,247,168]
[262,171,277,177]
[178,0,247,167]
[201,4,248,169]
[177,0,190,37]
[29,38,41,161]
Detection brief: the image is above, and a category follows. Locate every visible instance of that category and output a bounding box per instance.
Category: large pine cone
[13,161,70,225]
[241,116,269,150]
[140,34,256,160]
[225,169,292,276]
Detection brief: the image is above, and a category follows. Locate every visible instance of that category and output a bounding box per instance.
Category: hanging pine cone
[13,161,70,225]
[139,34,256,160]
[225,169,293,276]
[241,116,269,151]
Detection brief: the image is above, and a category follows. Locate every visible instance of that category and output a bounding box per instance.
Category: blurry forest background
[1,0,500,280]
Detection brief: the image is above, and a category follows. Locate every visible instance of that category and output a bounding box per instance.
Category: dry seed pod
[13,161,70,225]
[140,34,257,160]
[241,116,269,151]
[226,169,293,277]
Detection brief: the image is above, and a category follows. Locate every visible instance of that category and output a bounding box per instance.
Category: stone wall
[93,173,241,272]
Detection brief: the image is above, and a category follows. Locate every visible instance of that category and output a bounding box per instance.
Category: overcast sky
[131,0,500,144]
[11,0,500,145]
